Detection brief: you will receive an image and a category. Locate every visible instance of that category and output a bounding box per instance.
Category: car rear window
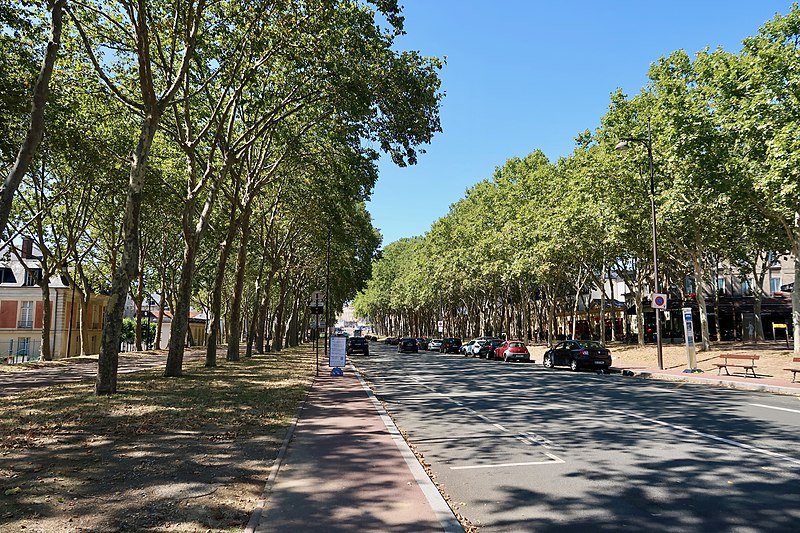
[510,342,524,348]
[583,341,603,349]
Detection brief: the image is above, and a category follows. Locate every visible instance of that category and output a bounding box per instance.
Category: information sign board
[329,336,346,368]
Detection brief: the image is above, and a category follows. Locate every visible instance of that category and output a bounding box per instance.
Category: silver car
[428,339,443,351]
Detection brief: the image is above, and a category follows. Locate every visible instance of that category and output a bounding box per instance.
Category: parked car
[462,339,489,357]
[383,337,399,345]
[397,337,419,353]
[428,339,443,351]
[478,338,503,359]
[440,338,462,353]
[494,340,530,362]
[542,340,611,371]
[416,338,429,350]
[346,336,369,356]
[459,339,478,355]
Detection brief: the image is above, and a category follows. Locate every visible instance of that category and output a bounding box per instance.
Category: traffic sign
[310,290,325,305]
[651,293,667,310]
[437,320,444,331]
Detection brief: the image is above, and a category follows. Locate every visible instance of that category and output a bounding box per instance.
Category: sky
[366,0,796,246]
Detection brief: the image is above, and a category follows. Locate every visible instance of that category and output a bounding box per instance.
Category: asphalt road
[353,342,800,532]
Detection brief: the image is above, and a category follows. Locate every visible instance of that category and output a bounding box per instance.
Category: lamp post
[615,118,663,370]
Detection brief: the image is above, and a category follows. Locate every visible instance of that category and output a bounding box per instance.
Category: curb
[351,365,464,533]
[625,369,800,396]
[244,377,314,533]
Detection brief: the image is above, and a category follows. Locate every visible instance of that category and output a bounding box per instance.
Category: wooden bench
[714,354,759,378]
[785,357,800,383]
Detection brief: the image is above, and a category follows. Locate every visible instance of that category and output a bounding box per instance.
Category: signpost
[682,307,699,373]
[310,291,325,376]
[437,320,444,333]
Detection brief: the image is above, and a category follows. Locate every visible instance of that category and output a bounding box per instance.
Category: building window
[0,267,16,284]
[685,277,696,295]
[717,276,725,295]
[23,269,42,287]
[17,337,30,356]
[771,277,782,293]
[18,301,33,329]
[740,279,750,296]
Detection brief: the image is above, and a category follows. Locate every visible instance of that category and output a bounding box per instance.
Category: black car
[397,337,419,353]
[478,338,503,359]
[416,338,429,350]
[542,340,611,371]
[440,337,462,354]
[347,336,369,356]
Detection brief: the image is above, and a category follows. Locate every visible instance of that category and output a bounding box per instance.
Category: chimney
[21,237,33,259]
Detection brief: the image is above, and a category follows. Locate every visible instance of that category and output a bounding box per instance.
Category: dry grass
[0,346,316,532]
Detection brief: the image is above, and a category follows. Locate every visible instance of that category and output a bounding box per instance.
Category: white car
[461,339,486,356]
[428,339,443,351]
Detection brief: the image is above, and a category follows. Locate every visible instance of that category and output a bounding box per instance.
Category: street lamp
[615,118,663,370]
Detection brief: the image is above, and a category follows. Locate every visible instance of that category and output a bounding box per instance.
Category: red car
[493,340,531,362]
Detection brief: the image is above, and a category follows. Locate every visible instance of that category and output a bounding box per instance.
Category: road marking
[450,455,565,470]
[613,410,800,467]
[749,403,800,415]
[493,423,508,431]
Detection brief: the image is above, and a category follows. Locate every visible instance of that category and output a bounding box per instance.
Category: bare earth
[528,340,797,380]
[0,347,316,533]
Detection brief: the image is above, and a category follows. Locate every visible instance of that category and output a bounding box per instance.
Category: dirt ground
[0,347,316,533]
[527,339,797,380]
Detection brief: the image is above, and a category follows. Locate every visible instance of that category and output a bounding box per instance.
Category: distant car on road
[440,338,462,354]
[428,339,443,351]
[397,337,419,353]
[542,340,611,371]
[494,340,531,362]
[346,336,369,356]
[416,338,429,350]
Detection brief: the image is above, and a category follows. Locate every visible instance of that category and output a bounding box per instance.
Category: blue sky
[366,0,795,246]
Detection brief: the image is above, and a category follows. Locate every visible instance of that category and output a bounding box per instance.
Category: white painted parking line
[613,409,800,467]
[450,456,565,470]
[749,403,800,415]
[493,423,508,432]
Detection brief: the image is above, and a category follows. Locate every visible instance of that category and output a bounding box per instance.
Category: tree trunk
[165,236,198,376]
[793,211,800,355]
[0,0,65,238]
[227,205,253,362]
[134,267,144,351]
[39,282,53,361]
[206,212,239,366]
[693,255,712,352]
[97,108,161,395]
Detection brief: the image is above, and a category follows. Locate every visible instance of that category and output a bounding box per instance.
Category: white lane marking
[613,410,800,467]
[450,456,565,470]
[493,423,508,432]
[749,403,800,415]
[508,405,555,411]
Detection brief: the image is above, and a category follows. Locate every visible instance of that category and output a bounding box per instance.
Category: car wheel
[543,354,553,368]
[570,358,579,371]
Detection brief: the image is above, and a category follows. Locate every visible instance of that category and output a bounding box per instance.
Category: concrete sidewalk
[249,365,462,533]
